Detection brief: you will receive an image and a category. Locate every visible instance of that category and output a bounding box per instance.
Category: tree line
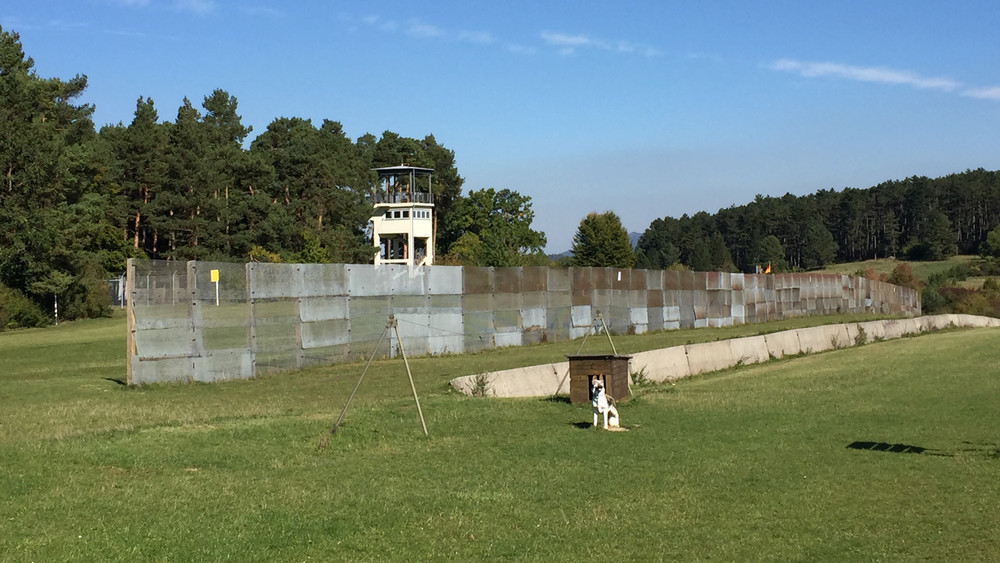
[636,169,1000,273]
[0,26,549,326]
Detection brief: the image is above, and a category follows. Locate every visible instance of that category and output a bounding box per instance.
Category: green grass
[818,255,975,281]
[2,314,999,560]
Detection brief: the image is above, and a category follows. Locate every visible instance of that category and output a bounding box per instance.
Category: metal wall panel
[299,296,349,323]
[464,267,492,294]
[522,266,547,292]
[133,324,192,360]
[130,260,922,384]
[547,268,571,292]
[428,265,463,295]
[301,319,351,348]
[196,349,253,382]
[494,267,521,294]
[300,263,348,297]
[350,264,421,296]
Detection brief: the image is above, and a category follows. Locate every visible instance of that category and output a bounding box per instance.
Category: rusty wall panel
[679,270,695,291]
[630,269,647,290]
[571,267,593,306]
[706,271,722,290]
[707,290,731,318]
[592,268,613,291]
[647,290,664,308]
[464,266,492,294]
[678,289,695,327]
[663,270,681,291]
[692,272,708,292]
[731,273,744,291]
[522,266,547,292]
[644,269,664,290]
[495,267,522,294]
[571,267,594,291]
[547,268,572,292]
[494,292,520,312]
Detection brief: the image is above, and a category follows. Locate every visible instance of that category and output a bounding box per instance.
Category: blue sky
[4,1,1000,252]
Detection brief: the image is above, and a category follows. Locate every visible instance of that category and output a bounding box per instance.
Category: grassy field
[2,314,999,561]
[817,254,976,281]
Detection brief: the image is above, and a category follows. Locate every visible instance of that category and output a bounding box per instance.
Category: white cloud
[243,6,285,18]
[102,28,150,39]
[769,58,961,92]
[962,86,1000,101]
[363,15,399,33]
[540,31,591,48]
[407,20,445,39]
[45,19,88,30]
[540,30,659,57]
[359,15,494,46]
[354,17,655,57]
[458,30,494,45]
[506,43,537,55]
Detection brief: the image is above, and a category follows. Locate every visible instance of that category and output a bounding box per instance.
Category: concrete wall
[450,314,999,397]
[128,259,922,385]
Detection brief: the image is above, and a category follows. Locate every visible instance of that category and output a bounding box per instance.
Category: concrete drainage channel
[449,314,1000,398]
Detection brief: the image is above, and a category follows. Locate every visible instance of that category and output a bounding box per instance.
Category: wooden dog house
[567,354,632,405]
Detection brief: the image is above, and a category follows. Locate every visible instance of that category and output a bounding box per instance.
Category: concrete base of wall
[450,362,570,398]
[685,341,735,376]
[449,314,1000,398]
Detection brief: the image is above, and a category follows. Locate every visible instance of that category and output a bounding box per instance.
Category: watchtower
[370,166,435,267]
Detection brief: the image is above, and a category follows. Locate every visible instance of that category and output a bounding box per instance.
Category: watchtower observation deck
[369,165,435,267]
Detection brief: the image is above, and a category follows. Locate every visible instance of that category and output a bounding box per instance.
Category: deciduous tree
[445,188,546,267]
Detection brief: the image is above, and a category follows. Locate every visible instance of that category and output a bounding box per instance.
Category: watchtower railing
[370,191,434,205]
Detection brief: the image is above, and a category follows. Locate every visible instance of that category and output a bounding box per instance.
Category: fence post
[294,265,305,369]
[246,262,257,378]
[187,261,205,378]
[126,258,136,385]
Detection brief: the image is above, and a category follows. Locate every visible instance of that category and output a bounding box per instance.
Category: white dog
[591,378,620,429]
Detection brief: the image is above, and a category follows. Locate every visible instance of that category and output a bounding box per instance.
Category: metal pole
[552,318,596,397]
[596,309,629,396]
[393,316,429,437]
[329,319,392,435]
[597,310,619,356]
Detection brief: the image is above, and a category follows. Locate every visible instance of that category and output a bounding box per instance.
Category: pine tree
[570,212,635,268]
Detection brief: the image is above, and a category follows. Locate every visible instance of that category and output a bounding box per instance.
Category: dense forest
[0,26,549,326]
[636,169,1000,273]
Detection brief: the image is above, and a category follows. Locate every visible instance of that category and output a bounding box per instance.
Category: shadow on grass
[847,440,1000,459]
[847,441,928,454]
[847,441,1000,460]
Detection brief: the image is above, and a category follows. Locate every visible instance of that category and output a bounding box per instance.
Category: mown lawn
[1,314,998,561]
